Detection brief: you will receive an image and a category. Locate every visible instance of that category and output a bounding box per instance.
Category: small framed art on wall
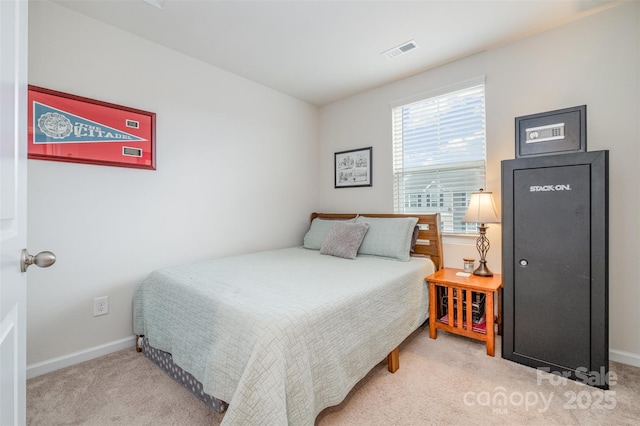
[334,147,372,188]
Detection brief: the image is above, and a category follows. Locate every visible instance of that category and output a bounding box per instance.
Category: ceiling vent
[381,40,419,59]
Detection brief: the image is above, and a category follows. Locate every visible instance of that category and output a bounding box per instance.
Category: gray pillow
[355,216,419,261]
[303,217,356,249]
[410,225,420,253]
[320,222,369,260]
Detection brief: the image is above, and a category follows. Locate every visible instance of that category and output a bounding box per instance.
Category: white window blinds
[392,78,486,234]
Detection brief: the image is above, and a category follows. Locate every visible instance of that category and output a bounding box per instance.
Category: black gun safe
[501,150,609,389]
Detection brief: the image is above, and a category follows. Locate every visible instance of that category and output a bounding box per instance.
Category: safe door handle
[20,249,56,272]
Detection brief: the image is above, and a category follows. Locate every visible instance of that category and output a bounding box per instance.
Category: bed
[133,212,443,425]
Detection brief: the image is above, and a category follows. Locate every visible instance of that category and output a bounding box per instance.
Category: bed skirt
[140,337,228,413]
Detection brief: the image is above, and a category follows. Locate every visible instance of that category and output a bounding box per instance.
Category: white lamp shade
[462,190,500,224]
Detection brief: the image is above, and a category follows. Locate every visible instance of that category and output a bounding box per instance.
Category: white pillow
[355,216,419,261]
[303,217,356,250]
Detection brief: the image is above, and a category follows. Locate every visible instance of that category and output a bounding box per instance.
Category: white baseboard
[26,335,136,379]
[610,348,640,368]
[25,336,640,380]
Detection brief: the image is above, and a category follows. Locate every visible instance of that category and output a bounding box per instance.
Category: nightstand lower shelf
[439,314,487,334]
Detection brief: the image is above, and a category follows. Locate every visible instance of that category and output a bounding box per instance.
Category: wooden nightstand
[426,268,502,356]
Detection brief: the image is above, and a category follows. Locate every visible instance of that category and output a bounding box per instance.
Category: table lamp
[462,188,500,276]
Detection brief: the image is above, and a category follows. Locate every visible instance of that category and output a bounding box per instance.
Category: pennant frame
[28,85,156,170]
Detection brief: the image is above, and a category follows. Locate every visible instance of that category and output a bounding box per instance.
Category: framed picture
[334,147,372,188]
[28,85,156,170]
[515,105,586,158]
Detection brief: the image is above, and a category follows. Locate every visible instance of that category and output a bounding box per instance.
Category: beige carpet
[27,325,640,425]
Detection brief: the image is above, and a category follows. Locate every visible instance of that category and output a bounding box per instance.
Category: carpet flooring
[27,325,640,425]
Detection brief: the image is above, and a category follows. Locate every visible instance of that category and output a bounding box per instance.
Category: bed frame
[311,212,444,372]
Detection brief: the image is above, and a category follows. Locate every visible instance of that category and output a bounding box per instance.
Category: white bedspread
[133,247,433,425]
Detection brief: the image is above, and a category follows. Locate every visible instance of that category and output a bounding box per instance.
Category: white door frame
[0,0,29,424]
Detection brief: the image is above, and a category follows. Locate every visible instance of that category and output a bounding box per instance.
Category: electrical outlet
[93,296,109,316]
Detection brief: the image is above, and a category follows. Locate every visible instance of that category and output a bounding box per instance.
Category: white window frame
[391,76,487,235]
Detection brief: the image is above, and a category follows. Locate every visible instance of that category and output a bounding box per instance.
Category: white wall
[27,1,319,369]
[319,2,640,365]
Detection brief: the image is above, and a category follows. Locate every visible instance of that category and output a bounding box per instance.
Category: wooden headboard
[310,213,444,271]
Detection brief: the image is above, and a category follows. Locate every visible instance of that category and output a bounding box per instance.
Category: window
[392,77,486,234]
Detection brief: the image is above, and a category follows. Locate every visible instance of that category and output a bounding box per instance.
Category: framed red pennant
[28,85,156,170]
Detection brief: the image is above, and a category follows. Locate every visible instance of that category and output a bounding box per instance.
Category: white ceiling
[52,0,624,106]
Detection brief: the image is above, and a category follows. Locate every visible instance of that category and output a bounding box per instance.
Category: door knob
[20,249,56,272]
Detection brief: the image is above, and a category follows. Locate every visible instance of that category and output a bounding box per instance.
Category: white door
[1,0,29,424]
